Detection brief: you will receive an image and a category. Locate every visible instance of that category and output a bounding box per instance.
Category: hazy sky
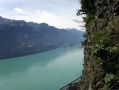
[0,0,84,30]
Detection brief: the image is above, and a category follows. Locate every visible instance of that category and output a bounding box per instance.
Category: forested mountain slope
[0,16,84,59]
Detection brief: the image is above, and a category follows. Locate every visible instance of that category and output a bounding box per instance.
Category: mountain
[0,16,84,59]
[0,16,12,24]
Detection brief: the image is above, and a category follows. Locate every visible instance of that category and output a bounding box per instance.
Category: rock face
[77,0,119,90]
[0,16,84,60]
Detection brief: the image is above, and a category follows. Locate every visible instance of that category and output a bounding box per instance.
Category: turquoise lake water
[0,47,84,90]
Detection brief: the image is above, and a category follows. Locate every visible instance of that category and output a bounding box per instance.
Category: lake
[0,47,84,90]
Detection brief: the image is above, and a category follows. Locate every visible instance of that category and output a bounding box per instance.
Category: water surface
[0,47,83,90]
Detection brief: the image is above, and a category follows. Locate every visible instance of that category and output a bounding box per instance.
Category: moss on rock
[78,0,119,90]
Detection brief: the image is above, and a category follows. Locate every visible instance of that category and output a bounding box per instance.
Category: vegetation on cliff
[77,0,119,90]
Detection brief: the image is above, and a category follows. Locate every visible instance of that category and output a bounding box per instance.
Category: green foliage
[78,0,119,89]
[90,17,119,57]
[80,0,96,14]
[104,74,114,84]
[83,14,95,24]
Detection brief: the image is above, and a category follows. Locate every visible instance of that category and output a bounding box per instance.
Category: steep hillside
[0,16,12,24]
[0,16,84,60]
[77,0,119,90]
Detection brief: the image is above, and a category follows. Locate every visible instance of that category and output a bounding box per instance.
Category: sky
[0,0,84,30]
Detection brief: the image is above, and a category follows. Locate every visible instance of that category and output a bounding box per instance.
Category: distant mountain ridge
[0,16,84,59]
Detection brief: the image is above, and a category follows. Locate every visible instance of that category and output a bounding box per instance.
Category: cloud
[14,8,22,13]
[0,0,84,30]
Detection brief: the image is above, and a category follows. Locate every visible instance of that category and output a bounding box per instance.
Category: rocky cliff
[77,0,119,90]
